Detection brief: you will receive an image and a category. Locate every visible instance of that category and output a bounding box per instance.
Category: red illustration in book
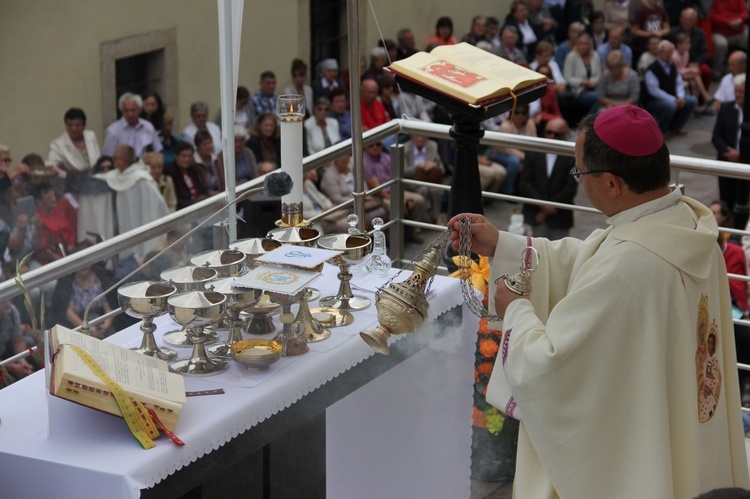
[421,60,486,88]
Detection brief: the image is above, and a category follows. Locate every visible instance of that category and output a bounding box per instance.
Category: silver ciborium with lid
[230,237,282,268]
[190,249,248,277]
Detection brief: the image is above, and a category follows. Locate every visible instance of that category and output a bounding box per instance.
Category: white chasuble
[485,190,749,498]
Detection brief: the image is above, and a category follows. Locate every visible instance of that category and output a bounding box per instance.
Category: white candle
[277,94,305,226]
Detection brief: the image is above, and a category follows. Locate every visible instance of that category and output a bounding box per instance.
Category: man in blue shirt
[597,26,633,68]
[643,40,698,138]
[251,71,278,117]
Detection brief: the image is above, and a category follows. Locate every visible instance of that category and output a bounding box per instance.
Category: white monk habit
[77,161,166,260]
[486,188,750,498]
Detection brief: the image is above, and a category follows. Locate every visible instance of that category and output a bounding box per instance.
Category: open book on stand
[387,42,547,106]
[48,325,186,432]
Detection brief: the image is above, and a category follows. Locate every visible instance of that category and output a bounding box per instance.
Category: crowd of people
[1,0,749,384]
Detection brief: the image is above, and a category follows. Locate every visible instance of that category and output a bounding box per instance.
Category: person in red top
[360,79,388,130]
[710,200,750,316]
[33,182,77,265]
[711,0,749,78]
[428,16,458,47]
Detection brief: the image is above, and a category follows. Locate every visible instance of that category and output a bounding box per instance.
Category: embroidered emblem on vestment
[696,294,722,423]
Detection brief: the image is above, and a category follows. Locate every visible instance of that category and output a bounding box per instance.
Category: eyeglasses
[545,129,567,139]
[0,158,11,164]
[569,167,608,183]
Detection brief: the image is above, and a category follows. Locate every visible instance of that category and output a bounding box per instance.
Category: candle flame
[289,103,294,113]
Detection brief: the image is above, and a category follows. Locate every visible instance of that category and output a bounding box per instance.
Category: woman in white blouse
[563,33,601,115]
[304,97,341,156]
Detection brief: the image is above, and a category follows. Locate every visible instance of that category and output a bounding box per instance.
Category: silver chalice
[205,277,262,359]
[316,234,372,311]
[167,290,228,376]
[117,281,178,360]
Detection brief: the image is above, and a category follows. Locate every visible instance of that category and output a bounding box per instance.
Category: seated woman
[533,65,564,131]
[672,33,712,108]
[143,152,177,213]
[246,112,281,174]
[489,104,537,195]
[597,50,640,110]
[164,141,210,210]
[320,154,388,230]
[302,168,349,234]
[563,33,601,115]
[52,260,115,339]
[305,97,341,156]
[193,129,219,195]
[33,182,77,265]
[215,126,259,190]
[429,16,458,46]
[362,46,388,82]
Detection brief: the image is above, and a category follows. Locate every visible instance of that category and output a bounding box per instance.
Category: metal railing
[4,118,750,376]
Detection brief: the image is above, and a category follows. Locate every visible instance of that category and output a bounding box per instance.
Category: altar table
[0,268,477,498]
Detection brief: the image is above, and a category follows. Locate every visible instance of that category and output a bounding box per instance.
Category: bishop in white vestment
[451,106,750,498]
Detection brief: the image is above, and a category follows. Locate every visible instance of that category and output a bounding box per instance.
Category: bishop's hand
[447,213,499,257]
[494,278,525,318]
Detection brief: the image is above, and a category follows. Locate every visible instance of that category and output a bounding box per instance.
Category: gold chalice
[266,288,311,356]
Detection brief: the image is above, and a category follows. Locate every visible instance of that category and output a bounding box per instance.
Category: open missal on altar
[48,325,186,431]
[387,42,547,106]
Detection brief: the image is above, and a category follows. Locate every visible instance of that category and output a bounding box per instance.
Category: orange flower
[472,406,487,428]
[477,361,493,376]
[479,339,499,358]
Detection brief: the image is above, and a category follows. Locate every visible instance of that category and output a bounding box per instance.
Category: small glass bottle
[347,214,360,235]
[365,217,392,275]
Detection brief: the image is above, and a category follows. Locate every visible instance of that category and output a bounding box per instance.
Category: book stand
[393,76,546,215]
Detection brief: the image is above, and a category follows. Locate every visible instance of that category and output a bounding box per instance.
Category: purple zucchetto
[593,105,663,157]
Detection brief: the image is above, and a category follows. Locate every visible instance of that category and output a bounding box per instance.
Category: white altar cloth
[0,267,475,498]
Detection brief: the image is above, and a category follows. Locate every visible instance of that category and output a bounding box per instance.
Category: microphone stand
[81,178,283,334]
